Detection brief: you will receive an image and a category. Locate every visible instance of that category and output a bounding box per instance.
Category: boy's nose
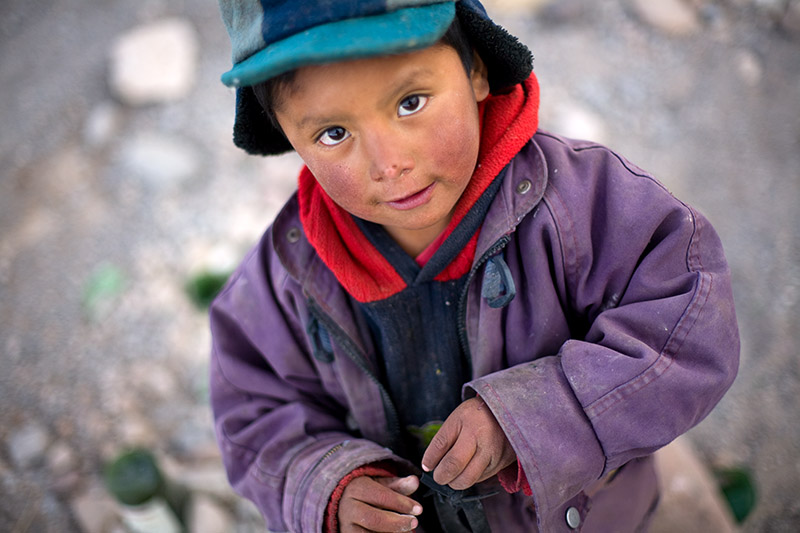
[364,129,414,182]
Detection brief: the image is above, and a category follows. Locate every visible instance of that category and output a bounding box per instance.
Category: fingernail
[412,504,423,515]
[421,463,430,472]
[410,517,419,530]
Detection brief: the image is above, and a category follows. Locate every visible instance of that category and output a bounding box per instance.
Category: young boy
[210,1,740,531]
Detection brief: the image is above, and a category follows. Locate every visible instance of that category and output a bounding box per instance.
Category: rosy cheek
[429,113,479,179]
[310,162,365,210]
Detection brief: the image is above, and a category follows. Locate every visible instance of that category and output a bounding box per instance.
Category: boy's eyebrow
[294,66,437,131]
[296,112,350,132]
[378,66,437,109]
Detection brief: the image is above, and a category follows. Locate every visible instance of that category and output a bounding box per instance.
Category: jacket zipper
[457,235,511,370]
[293,442,344,526]
[306,299,402,446]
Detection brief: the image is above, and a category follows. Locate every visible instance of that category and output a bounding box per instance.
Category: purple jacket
[209,131,739,532]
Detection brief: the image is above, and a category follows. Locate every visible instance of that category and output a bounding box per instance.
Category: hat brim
[221,3,456,88]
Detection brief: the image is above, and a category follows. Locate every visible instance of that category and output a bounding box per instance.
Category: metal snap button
[286,227,301,243]
[566,506,581,529]
[516,179,532,195]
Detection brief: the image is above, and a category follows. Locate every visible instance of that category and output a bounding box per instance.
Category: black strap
[420,473,497,533]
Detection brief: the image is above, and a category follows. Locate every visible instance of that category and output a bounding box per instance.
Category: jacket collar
[475,137,548,259]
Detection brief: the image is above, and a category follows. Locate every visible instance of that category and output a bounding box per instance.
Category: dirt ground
[1,0,799,531]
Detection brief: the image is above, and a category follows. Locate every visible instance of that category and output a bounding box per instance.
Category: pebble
[548,100,608,144]
[84,101,124,148]
[651,437,738,532]
[537,0,589,25]
[118,131,200,186]
[188,494,234,533]
[165,461,234,501]
[46,440,78,475]
[7,421,51,469]
[109,18,198,106]
[485,0,555,14]
[783,2,800,33]
[70,484,123,533]
[735,49,764,86]
[629,0,702,35]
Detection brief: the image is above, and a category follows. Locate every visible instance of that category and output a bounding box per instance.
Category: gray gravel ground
[1,0,799,531]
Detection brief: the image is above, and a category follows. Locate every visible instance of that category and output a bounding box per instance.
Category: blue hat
[218,0,532,155]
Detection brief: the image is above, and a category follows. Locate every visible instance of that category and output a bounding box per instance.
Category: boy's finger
[447,450,491,490]
[421,417,460,472]
[346,476,422,516]
[340,498,419,532]
[430,433,476,486]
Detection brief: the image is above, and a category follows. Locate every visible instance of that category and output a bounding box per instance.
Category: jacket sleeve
[466,142,739,529]
[209,231,402,532]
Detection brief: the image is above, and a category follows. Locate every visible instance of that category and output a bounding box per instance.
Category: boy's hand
[338,475,422,532]
[421,396,516,490]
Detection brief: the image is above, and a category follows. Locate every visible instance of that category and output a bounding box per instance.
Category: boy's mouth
[385,183,435,211]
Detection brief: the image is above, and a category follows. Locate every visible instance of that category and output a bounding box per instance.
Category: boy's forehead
[287,45,451,97]
[277,46,467,123]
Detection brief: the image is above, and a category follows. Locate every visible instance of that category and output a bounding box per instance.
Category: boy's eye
[318,126,351,146]
[398,95,428,117]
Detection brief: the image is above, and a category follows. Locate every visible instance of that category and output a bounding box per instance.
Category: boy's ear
[470,51,490,102]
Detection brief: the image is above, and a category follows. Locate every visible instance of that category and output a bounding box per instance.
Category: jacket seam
[584,198,708,419]
[585,270,712,420]
[541,188,578,293]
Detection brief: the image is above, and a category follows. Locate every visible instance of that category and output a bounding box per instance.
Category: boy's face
[274,45,490,255]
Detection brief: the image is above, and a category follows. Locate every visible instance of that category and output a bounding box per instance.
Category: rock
[485,0,555,14]
[629,0,702,35]
[753,0,787,16]
[118,415,158,447]
[782,1,800,33]
[537,0,589,25]
[46,440,78,475]
[118,131,200,186]
[547,100,608,144]
[84,101,124,148]
[70,484,123,533]
[735,49,764,86]
[161,458,235,502]
[649,437,737,533]
[7,421,51,468]
[187,494,234,533]
[109,18,198,106]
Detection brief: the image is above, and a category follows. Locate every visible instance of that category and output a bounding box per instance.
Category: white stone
[46,440,78,474]
[119,131,199,186]
[8,421,51,468]
[169,463,235,501]
[188,494,234,533]
[549,101,608,145]
[630,0,702,35]
[484,0,555,14]
[649,437,737,532]
[109,18,198,105]
[70,484,123,533]
[736,49,763,86]
[84,101,124,147]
